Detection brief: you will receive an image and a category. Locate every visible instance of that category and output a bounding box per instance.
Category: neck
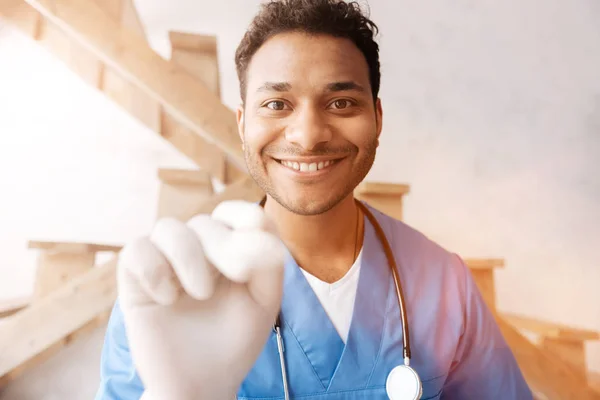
[264,194,363,282]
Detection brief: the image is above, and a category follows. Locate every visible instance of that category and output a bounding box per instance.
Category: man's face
[237,32,382,215]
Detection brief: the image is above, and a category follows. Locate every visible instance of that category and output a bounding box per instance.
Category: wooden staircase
[0,0,598,398]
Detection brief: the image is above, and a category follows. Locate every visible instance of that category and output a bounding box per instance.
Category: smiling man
[95,1,532,399]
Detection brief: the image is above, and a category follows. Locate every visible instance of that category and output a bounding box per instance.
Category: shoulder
[364,203,462,270]
[363,203,470,305]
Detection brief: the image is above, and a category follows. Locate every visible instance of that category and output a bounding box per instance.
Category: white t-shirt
[301,249,363,343]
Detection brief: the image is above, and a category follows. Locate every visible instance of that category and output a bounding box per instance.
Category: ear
[375,98,383,145]
[236,105,245,147]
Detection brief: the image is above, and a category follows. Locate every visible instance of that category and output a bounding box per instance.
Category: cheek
[244,119,281,152]
[338,118,377,149]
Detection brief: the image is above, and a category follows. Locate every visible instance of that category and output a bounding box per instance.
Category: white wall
[0,25,195,300]
[0,0,598,379]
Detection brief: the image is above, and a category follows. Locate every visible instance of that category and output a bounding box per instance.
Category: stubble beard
[244,138,378,216]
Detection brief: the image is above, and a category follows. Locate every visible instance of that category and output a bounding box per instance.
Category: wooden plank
[169,31,217,53]
[354,182,410,220]
[91,0,120,21]
[0,180,262,378]
[120,0,145,37]
[496,314,600,400]
[170,48,220,103]
[20,0,245,169]
[0,258,118,378]
[541,337,587,373]
[464,259,504,311]
[1,0,243,182]
[464,258,505,270]
[470,268,496,310]
[101,65,161,131]
[157,168,214,221]
[224,158,249,184]
[159,108,226,181]
[589,371,600,394]
[0,0,42,38]
[28,240,122,253]
[168,30,227,182]
[188,176,264,217]
[0,311,110,387]
[169,31,220,96]
[354,181,411,196]
[0,297,30,319]
[36,13,103,87]
[158,168,212,186]
[503,312,600,342]
[32,251,96,300]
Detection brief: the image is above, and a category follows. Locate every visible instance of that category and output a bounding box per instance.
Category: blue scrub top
[94,204,532,400]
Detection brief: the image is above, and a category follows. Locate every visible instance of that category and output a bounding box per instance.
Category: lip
[271,156,345,179]
[273,156,345,163]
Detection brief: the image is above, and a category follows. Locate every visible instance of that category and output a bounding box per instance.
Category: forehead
[245,32,371,93]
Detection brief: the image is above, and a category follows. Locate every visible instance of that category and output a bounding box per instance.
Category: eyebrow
[255,81,366,93]
[325,81,366,93]
[256,82,292,92]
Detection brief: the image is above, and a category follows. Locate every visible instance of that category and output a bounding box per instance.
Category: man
[96,0,533,399]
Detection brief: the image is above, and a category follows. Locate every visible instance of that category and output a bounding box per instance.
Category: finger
[245,239,286,310]
[212,200,278,236]
[188,215,285,308]
[150,217,218,300]
[117,236,181,307]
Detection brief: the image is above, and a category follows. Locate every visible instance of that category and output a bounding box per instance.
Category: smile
[276,158,340,173]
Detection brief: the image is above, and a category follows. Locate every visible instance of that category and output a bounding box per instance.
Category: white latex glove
[117,200,286,400]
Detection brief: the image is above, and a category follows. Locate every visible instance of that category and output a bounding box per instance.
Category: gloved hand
[117,200,286,400]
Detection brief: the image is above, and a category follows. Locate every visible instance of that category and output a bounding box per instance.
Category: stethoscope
[258,197,422,400]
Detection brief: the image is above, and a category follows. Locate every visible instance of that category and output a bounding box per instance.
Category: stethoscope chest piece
[385,365,422,400]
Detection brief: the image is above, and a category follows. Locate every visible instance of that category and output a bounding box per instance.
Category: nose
[284,105,333,151]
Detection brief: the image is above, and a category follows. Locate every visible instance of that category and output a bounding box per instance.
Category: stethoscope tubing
[260,197,414,399]
[355,200,412,361]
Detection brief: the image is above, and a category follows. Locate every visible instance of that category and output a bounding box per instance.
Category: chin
[269,185,353,216]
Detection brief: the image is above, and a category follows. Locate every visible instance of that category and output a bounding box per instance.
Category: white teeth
[280,159,336,172]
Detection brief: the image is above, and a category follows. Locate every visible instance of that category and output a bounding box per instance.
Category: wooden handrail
[28,240,123,253]
[496,314,600,399]
[503,312,599,342]
[464,258,505,270]
[3,0,245,169]
[0,297,30,319]
[0,258,118,377]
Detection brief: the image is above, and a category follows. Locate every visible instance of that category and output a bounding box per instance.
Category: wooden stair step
[354,181,410,221]
[503,313,599,342]
[0,0,244,183]
[589,371,600,394]
[157,168,215,221]
[464,258,504,310]
[157,168,212,186]
[502,312,599,377]
[28,240,122,254]
[495,313,600,399]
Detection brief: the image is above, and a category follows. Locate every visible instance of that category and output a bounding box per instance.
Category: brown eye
[266,101,286,111]
[331,99,351,109]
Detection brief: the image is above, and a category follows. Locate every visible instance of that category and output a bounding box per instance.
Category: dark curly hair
[235,0,380,103]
